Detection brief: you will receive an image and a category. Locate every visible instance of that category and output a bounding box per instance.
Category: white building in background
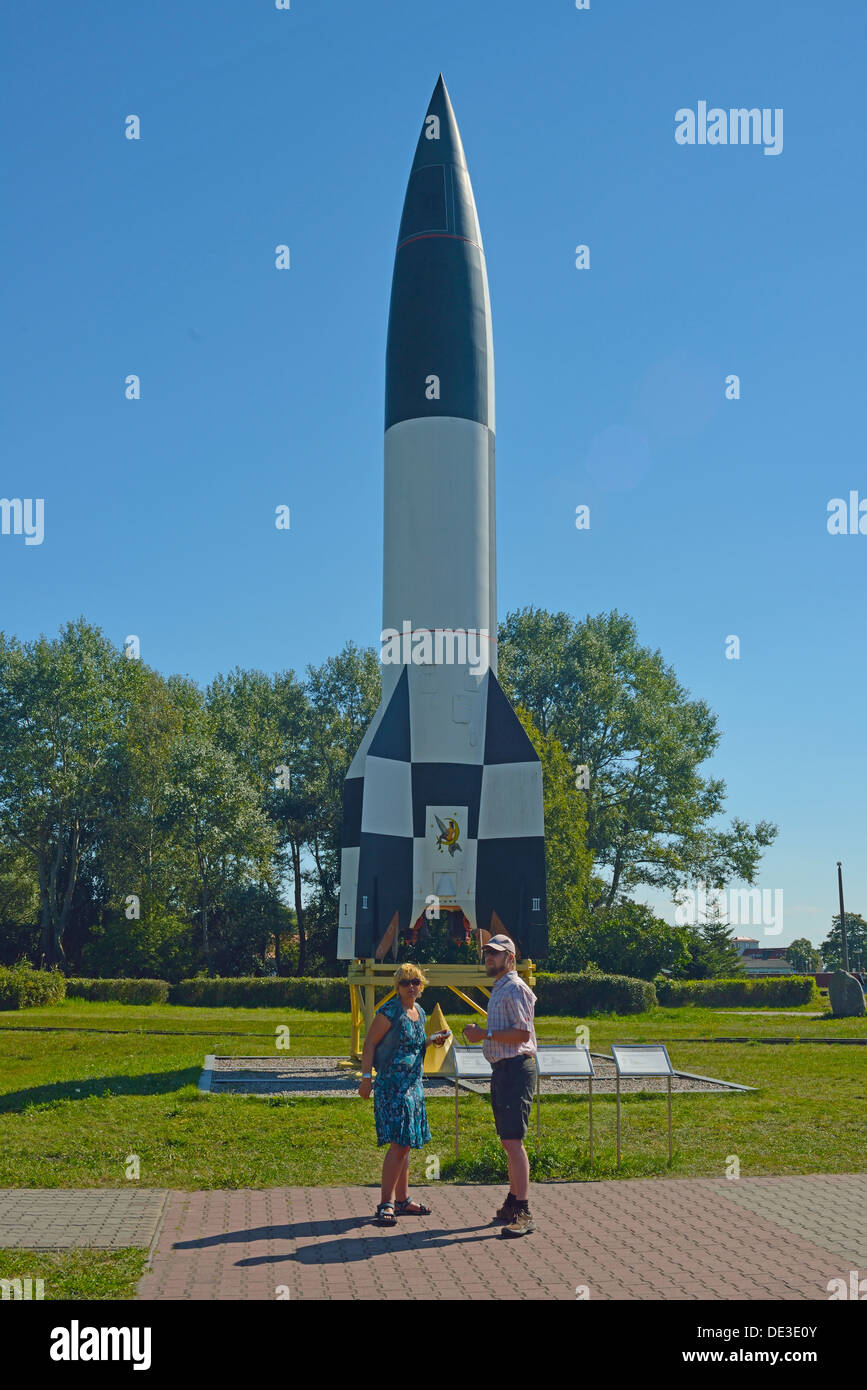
[733,936,797,976]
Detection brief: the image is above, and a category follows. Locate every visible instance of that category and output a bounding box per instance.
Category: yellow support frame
[344,958,535,1062]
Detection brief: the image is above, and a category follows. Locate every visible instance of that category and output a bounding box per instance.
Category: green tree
[207,666,307,970]
[499,607,777,909]
[80,912,198,982]
[690,895,744,977]
[210,882,296,977]
[515,706,592,954]
[0,619,136,965]
[159,734,276,961]
[819,913,867,972]
[0,841,39,927]
[100,665,188,921]
[787,937,821,974]
[301,643,381,967]
[207,668,306,803]
[0,841,41,964]
[549,899,692,980]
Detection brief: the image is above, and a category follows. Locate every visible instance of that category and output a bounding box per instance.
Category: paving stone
[0,1188,169,1250]
[8,1176,860,1301]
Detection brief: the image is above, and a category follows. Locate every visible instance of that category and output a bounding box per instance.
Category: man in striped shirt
[464,934,537,1237]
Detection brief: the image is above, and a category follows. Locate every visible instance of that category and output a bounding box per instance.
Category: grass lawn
[0,997,864,1189]
[0,1248,147,1300]
[0,998,862,1299]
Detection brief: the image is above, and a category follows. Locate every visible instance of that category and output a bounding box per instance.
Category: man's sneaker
[500,1207,535,1238]
[493,1193,518,1224]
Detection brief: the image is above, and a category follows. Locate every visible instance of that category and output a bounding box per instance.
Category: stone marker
[828,970,866,1018]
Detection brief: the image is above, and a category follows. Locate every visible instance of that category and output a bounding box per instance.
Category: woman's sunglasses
[399,979,421,987]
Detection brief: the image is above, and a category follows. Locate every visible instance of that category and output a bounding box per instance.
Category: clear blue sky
[3,1,864,953]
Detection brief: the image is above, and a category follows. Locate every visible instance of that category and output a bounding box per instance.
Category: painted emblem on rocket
[434,815,462,857]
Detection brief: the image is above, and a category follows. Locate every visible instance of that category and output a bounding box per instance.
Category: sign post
[450,1046,493,1157]
[611,1044,675,1168]
[534,1047,596,1163]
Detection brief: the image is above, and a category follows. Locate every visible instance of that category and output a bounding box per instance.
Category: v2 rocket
[337,76,547,963]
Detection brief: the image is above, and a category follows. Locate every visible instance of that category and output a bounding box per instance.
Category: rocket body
[337,77,547,962]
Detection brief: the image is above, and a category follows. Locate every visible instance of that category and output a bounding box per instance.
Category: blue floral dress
[373,997,433,1148]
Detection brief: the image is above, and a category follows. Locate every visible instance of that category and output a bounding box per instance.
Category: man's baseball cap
[484,934,516,955]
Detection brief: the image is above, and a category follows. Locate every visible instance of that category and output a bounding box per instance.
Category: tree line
[0,609,787,981]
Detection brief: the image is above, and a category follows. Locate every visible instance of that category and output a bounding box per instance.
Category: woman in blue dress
[358,963,451,1225]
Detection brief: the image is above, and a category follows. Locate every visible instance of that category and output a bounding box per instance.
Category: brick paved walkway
[0,1189,168,1250]
[135,1174,867,1300]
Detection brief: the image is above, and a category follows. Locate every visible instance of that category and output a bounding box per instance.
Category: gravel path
[202,1054,747,1097]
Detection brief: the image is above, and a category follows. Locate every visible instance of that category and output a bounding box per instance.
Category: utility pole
[836,861,850,973]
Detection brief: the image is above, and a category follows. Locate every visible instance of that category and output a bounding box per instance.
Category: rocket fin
[375,910,400,962]
[476,674,547,959]
[339,670,415,961]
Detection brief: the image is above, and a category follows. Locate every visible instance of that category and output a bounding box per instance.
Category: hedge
[393,973,656,1018]
[0,962,66,1010]
[3,969,820,1014]
[654,975,819,1008]
[534,971,657,1015]
[170,976,348,1009]
[170,972,656,1015]
[65,977,170,1005]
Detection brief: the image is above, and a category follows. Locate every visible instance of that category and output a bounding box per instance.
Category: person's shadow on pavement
[171,1216,508,1264]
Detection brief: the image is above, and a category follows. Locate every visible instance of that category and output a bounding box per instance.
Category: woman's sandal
[375,1202,397,1226]
[394,1199,432,1216]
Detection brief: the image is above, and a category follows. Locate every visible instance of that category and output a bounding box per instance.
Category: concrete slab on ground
[199,1054,750,1097]
[0,1188,169,1250]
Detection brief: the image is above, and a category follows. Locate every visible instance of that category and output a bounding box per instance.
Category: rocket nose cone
[397,76,482,253]
[409,73,468,174]
[386,75,493,433]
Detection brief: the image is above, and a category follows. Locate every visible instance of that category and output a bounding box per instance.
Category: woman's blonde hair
[393,962,428,994]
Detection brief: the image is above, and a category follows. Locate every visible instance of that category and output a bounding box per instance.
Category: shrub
[653,975,819,1008]
[0,961,66,1010]
[170,976,349,1009]
[208,885,296,977]
[534,971,657,1015]
[65,977,170,1005]
[546,902,692,980]
[0,922,40,967]
[398,918,477,966]
[169,971,657,1014]
[79,915,199,983]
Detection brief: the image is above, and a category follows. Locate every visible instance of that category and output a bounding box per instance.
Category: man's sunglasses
[399,979,422,987]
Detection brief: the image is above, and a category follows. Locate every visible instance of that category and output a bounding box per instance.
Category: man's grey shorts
[490,1054,537,1141]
